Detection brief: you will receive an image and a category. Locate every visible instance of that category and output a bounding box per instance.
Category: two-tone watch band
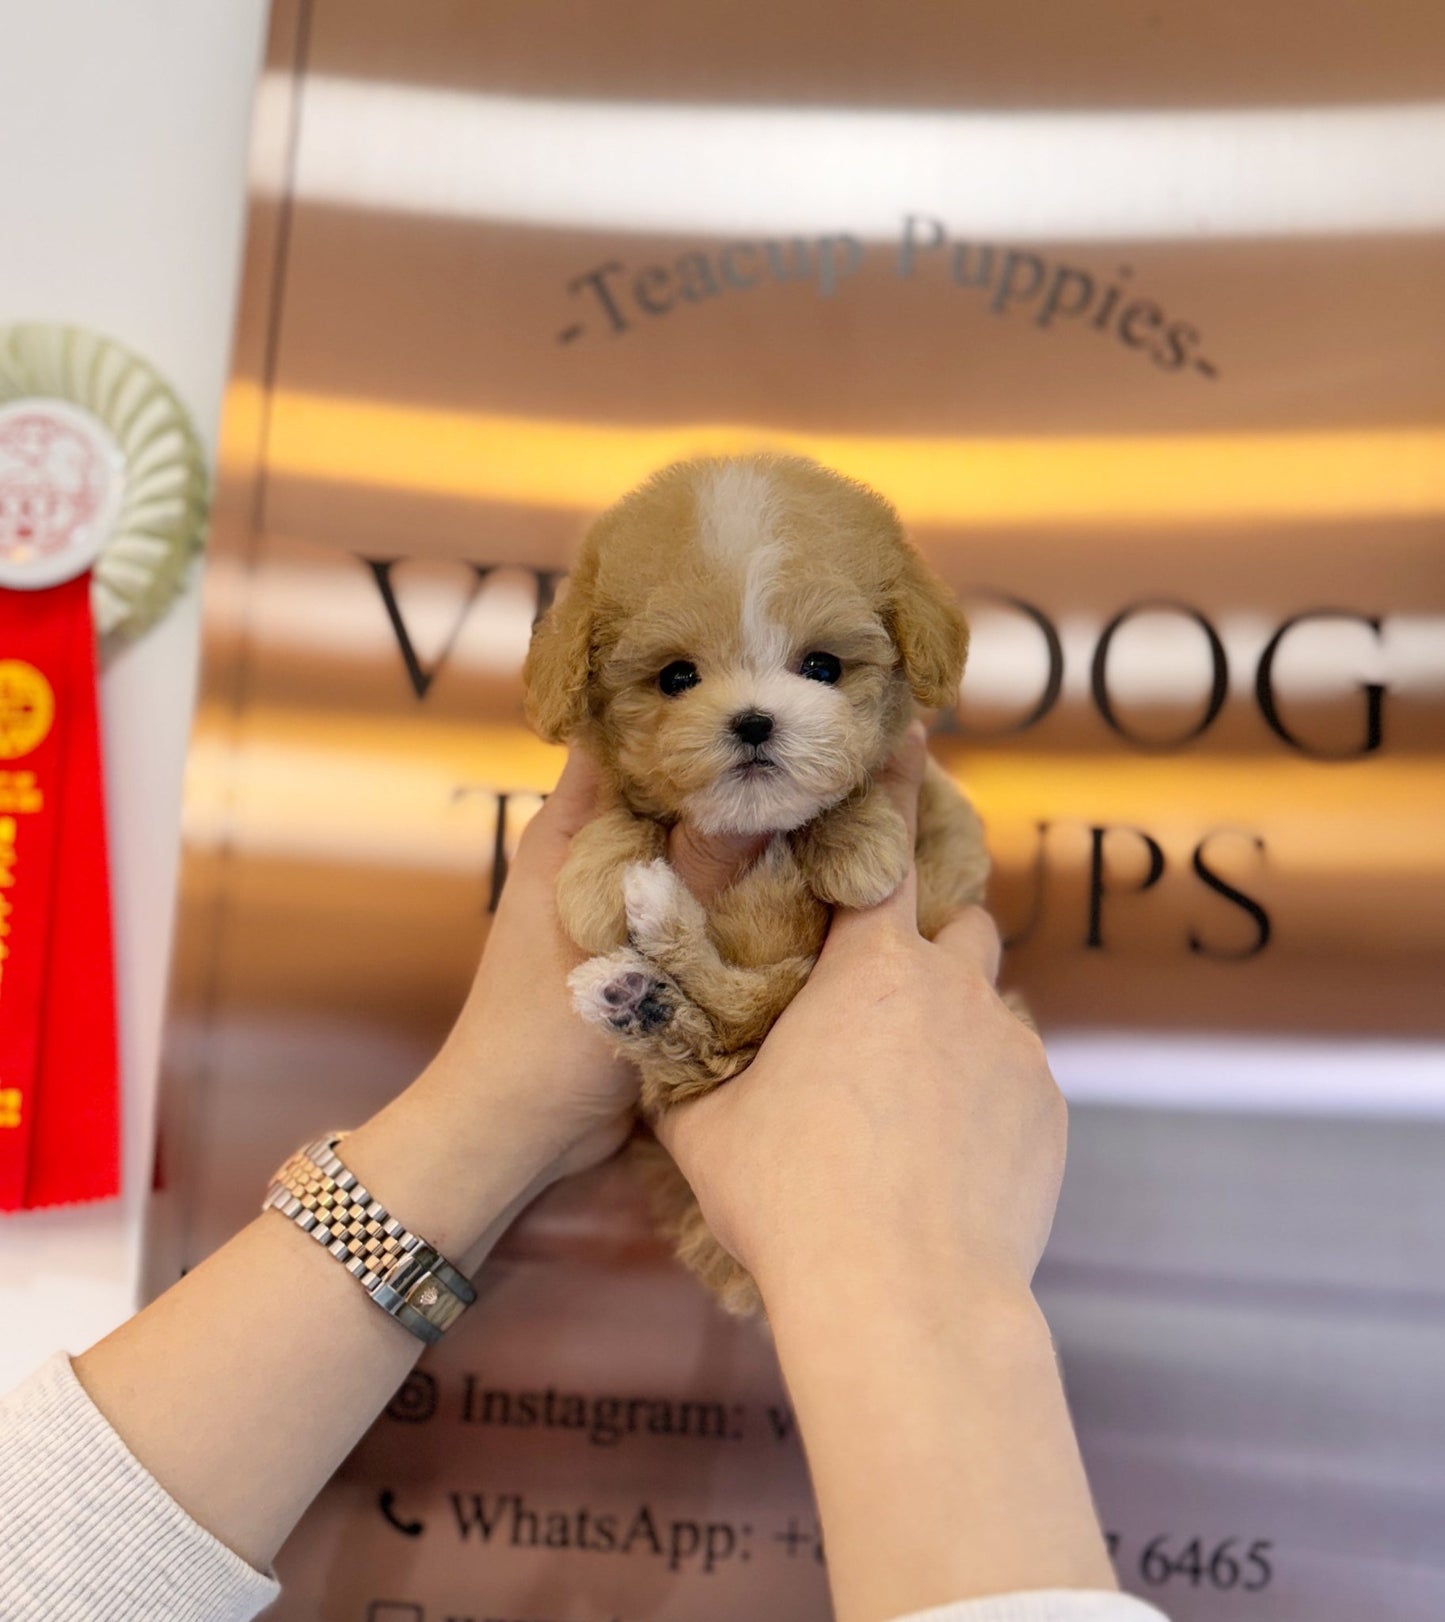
[261,1131,476,1345]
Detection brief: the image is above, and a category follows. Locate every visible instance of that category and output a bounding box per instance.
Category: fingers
[874,719,928,850]
[509,749,603,883]
[667,822,772,907]
[932,904,1003,984]
[649,1100,683,1159]
[822,722,928,954]
[647,1088,711,1174]
[542,747,604,835]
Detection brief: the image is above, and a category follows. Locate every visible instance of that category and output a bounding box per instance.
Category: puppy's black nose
[732,710,774,746]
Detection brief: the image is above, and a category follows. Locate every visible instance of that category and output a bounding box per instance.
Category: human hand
[416,748,641,1189]
[347,750,641,1264]
[652,724,1067,1312]
[653,741,1108,1622]
[349,744,781,1268]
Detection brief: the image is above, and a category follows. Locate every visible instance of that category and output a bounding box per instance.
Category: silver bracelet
[261,1131,476,1345]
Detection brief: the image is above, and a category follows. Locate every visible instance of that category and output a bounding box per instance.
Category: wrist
[337,1065,558,1276]
[762,1256,1114,1618]
[761,1233,1046,1358]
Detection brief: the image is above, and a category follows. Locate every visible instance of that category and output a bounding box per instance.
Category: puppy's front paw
[556,860,628,955]
[622,859,683,941]
[808,828,910,910]
[622,857,705,953]
[568,949,677,1038]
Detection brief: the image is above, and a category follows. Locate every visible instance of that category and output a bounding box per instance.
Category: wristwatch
[261,1131,476,1345]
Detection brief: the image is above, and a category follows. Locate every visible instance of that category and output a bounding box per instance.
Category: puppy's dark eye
[658,660,700,696]
[799,651,842,685]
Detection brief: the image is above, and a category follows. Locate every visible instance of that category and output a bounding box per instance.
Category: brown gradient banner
[147,1,1445,1617]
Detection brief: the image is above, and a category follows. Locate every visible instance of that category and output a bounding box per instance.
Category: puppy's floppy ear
[886,538,969,709]
[523,544,600,742]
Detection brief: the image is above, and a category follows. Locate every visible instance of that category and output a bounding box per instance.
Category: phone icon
[378,1489,425,1537]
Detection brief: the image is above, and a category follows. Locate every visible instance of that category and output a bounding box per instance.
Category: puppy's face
[604,514,902,836]
[525,455,967,835]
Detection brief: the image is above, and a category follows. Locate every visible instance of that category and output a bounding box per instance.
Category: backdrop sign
[148,2,1445,1618]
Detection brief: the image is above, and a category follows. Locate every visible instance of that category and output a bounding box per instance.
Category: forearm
[765,1253,1117,1622]
[72,1060,550,1573]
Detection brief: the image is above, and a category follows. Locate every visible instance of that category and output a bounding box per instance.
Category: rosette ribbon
[0,326,207,1209]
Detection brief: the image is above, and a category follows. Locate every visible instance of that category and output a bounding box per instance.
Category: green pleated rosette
[0,323,210,652]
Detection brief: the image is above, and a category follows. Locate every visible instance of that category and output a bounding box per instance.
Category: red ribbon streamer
[0,573,119,1209]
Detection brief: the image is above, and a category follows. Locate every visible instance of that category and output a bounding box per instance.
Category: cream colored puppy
[525,452,990,1313]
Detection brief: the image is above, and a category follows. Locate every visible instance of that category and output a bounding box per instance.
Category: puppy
[524,452,991,1314]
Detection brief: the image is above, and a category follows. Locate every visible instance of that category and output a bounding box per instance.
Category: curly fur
[524,453,992,1314]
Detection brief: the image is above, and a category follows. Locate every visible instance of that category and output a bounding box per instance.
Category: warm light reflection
[183,703,1445,876]
[199,552,1445,704]
[225,381,1445,527]
[182,710,559,869]
[261,75,1445,240]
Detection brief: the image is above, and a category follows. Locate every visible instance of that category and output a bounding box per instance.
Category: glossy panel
[149,2,1445,1617]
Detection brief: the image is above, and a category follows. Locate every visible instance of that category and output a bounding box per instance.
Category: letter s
[1188,833,1271,959]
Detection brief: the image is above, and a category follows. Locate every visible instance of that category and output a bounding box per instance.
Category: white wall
[0,0,271,1388]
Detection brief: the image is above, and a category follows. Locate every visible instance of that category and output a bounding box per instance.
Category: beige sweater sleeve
[1,1351,1168,1622]
[0,1352,280,1621]
[895,1596,1170,1622]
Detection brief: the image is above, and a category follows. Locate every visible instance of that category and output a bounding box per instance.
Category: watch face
[404,1270,467,1333]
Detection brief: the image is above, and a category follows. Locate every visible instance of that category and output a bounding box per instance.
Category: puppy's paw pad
[568,951,676,1036]
[622,858,686,944]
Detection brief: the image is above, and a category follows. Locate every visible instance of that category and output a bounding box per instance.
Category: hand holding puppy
[654,732,1098,1622]
[654,723,1067,1310]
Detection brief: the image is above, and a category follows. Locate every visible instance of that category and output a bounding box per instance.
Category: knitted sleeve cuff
[894,1590,1171,1622]
[0,1350,281,1621]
